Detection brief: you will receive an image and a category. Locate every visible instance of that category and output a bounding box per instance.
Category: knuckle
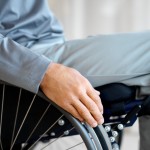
[77,88,85,97]
[68,94,76,102]
[78,107,89,118]
[88,101,97,110]
[93,96,103,107]
[89,105,101,115]
[89,106,96,113]
[80,109,87,117]
[93,97,100,104]
[84,78,89,84]
[88,89,93,96]
[62,103,69,110]
[93,93,101,100]
[86,103,95,113]
[75,115,84,122]
[79,110,97,127]
[61,99,71,108]
[90,108,100,117]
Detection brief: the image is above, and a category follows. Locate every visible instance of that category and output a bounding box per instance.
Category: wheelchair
[0,81,149,150]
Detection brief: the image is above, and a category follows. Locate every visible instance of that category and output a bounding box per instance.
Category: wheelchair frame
[0,82,113,150]
[1,81,148,150]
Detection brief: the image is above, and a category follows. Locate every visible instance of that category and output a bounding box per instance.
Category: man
[0,0,150,149]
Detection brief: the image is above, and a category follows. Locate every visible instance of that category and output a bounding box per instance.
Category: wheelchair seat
[95,83,150,125]
[95,83,137,116]
[96,83,136,103]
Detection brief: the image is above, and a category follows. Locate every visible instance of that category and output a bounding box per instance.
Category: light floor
[34,120,139,150]
[121,120,139,150]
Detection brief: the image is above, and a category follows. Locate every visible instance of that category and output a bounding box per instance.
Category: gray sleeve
[0,33,51,93]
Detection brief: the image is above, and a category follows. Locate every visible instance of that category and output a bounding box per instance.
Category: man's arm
[41,63,104,127]
[0,33,104,127]
[0,33,51,93]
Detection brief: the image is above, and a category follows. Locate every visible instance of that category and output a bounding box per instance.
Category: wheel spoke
[11,88,22,146]
[10,94,37,150]
[0,84,5,150]
[28,115,64,150]
[66,142,84,150]
[40,127,75,150]
[21,104,51,150]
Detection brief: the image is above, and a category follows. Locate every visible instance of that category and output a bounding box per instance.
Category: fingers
[73,100,99,127]
[42,64,104,128]
[88,89,103,114]
[80,94,104,124]
[94,89,100,95]
[66,104,83,122]
[85,81,103,114]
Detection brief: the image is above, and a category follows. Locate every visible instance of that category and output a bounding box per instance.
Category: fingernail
[95,90,100,95]
[97,91,100,95]
[92,122,98,127]
[98,118,104,124]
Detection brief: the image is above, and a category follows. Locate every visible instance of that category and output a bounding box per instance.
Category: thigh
[31,31,150,94]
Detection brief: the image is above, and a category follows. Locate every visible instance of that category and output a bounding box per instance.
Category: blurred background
[48,0,150,149]
[48,0,150,39]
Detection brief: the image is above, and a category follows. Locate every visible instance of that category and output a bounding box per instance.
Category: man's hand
[40,63,104,127]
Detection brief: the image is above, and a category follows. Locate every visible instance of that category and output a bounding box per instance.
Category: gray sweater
[0,0,64,93]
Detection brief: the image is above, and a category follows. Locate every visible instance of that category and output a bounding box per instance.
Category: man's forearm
[0,33,51,93]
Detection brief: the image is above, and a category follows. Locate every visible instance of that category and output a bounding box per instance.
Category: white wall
[48,0,150,39]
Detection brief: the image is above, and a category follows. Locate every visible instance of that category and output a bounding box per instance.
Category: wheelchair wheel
[0,82,112,150]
